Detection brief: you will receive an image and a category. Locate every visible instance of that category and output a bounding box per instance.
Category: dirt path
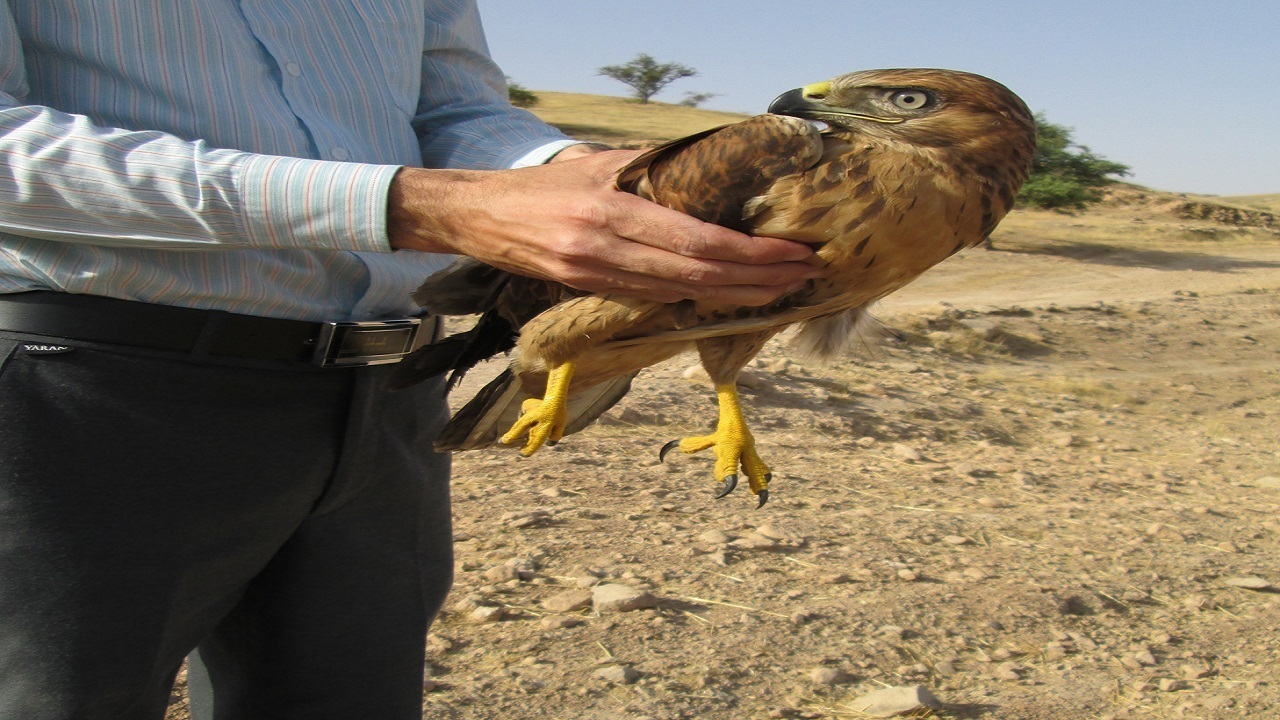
[885,210,1280,314]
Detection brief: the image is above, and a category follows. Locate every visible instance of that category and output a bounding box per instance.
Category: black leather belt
[0,292,436,367]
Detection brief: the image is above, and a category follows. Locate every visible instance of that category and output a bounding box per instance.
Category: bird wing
[617,114,827,237]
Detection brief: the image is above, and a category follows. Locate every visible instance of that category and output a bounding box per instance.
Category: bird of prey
[397,68,1036,507]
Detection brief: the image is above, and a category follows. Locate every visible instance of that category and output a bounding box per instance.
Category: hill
[526,90,750,147]
[1205,193,1280,214]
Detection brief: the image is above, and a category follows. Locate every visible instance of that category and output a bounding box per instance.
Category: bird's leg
[501,361,575,456]
[661,380,772,506]
[498,294,665,456]
[665,332,776,505]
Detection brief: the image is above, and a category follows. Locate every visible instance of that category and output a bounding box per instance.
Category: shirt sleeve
[0,1,576,256]
[0,106,399,253]
[413,1,576,170]
[0,10,395,254]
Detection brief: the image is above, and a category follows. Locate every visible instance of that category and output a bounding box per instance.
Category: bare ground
[426,197,1280,720]
[168,194,1280,719]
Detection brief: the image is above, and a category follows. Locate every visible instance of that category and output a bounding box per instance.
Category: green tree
[1019,113,1130,210]
[679,91,720,108]
[506,78,539,108]
[597,54,697,104]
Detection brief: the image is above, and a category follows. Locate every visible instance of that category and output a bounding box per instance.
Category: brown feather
[413,68,1036,451]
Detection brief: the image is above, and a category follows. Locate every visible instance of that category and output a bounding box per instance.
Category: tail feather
[434,369,639,452]
[434,369,527,451]
[383,333,471,391]
[413,257,508,315]
[563,372,638,437]
[383,311,518,392]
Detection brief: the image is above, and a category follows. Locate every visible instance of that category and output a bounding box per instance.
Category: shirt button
[330,147,350,161]
[285,62,302,77]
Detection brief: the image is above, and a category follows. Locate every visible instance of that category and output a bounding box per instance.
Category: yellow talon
[501,362,575,456]
[671,382,772,499]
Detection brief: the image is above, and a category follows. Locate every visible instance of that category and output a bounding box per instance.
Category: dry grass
[888,311,1055,361]
[1203,193,1280,213]
[991,202,1275,260]
[526,91,750,147]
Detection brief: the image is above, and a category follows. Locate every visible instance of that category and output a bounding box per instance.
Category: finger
[607,193,816,264]
[555,259,812,306]
[699,281,811,307]
[475,228,815,305]
[666,258,822,289]
[704,228,819,265]
[569,241,822,293]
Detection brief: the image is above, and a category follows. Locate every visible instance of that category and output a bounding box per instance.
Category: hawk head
[769,68,1036,183]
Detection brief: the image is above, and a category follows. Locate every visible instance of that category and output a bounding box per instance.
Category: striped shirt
[0,0,575,321]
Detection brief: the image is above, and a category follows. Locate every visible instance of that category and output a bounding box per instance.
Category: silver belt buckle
[311,318,422,368]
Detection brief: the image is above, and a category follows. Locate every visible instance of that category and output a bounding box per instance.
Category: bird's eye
[890,90,931,111]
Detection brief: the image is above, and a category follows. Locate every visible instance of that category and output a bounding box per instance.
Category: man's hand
[385,150,822,306]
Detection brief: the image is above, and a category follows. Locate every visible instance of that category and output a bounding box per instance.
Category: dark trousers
[0,331,454,719]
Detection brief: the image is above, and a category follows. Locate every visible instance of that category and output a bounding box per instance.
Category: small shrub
[507,79,539,108]
[1018,113,1130,211]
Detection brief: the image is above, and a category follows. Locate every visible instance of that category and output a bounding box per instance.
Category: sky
[477,0,1278,197]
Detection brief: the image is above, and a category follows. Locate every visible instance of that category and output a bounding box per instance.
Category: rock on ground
[849,685,943,717]
[591,584,659,613]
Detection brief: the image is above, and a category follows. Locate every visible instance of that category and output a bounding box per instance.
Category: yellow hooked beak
[769,79,906,125]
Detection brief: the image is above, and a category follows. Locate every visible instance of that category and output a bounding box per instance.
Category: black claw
[658,439,680,463]
[714,475,738,499]
[755,490,769,508]
[546,439,558,446]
